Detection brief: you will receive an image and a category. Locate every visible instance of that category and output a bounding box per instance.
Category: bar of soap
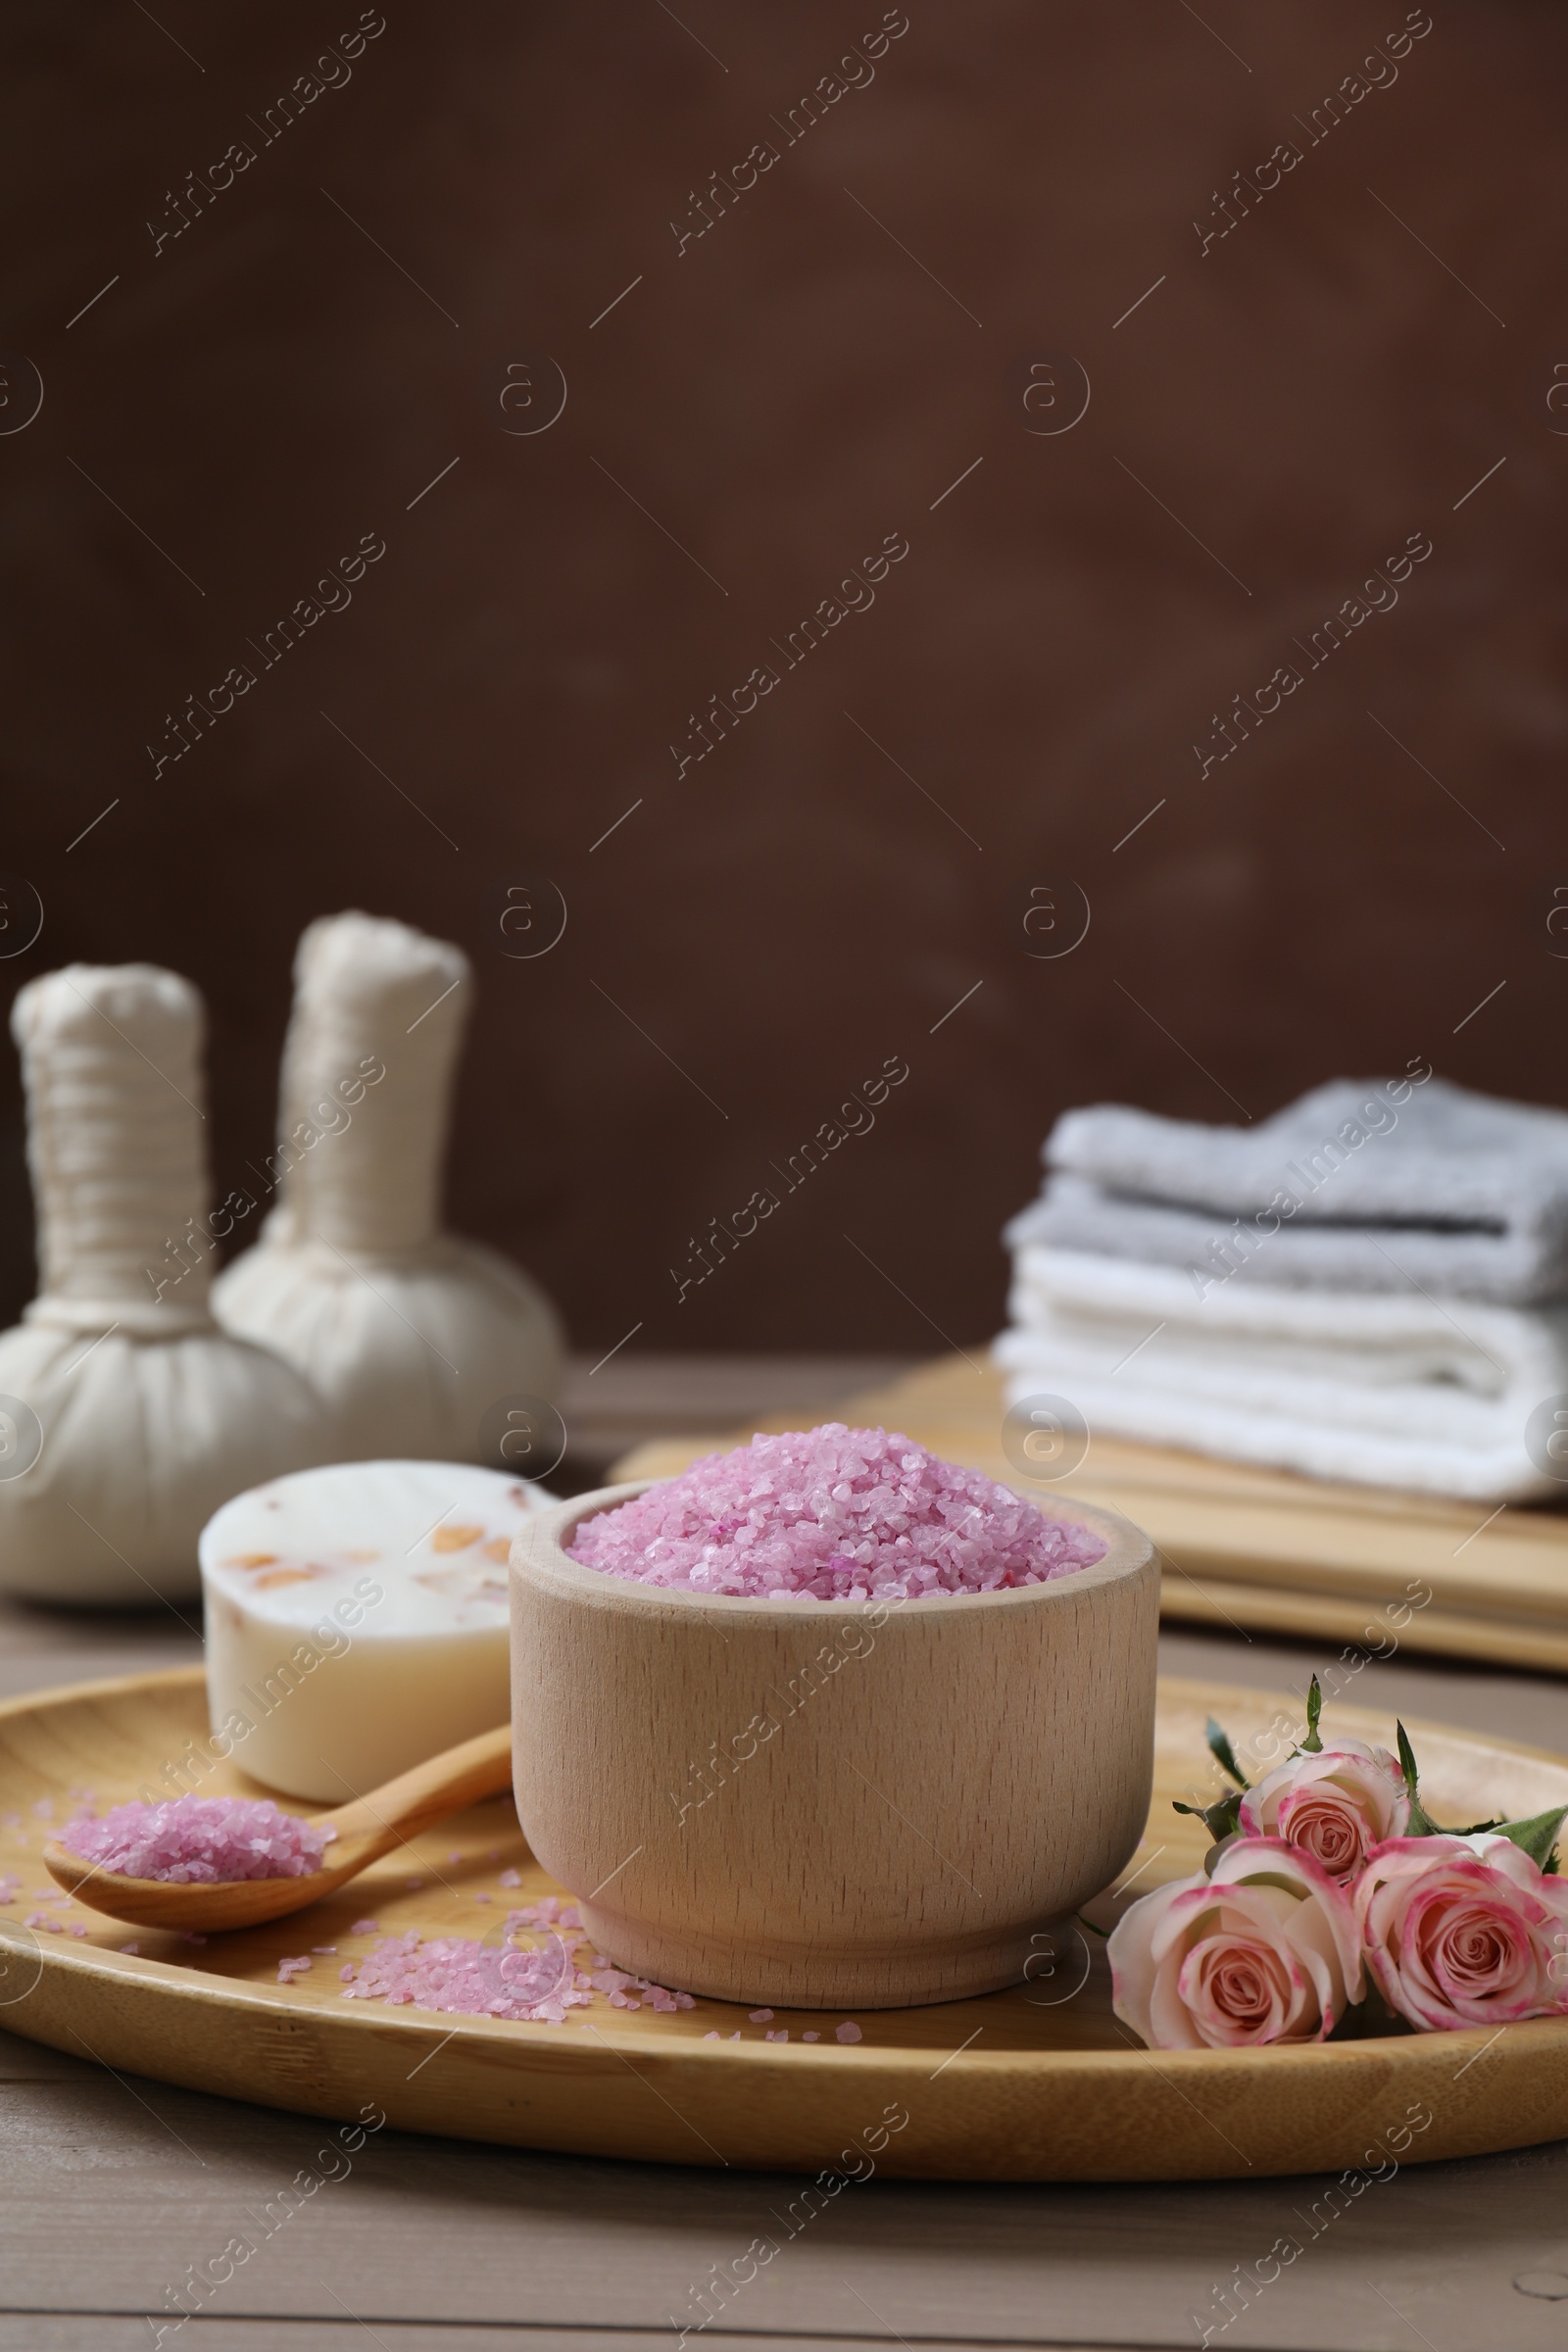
[199,1460,551,1801]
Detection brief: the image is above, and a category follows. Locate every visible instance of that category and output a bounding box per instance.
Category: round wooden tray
[2,1665,1566,2181]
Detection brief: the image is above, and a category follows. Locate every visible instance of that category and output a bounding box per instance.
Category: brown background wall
[1,0,1563,1353]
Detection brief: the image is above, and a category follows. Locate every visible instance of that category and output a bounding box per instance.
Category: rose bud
[1238,1740,1409,1883]
[1108,1838,1363,2050]
[1355,1834,1568,2032]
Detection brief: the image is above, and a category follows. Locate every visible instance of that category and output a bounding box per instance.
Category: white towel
[1015,1076,1568,1305]
[996,1247,1568,1500]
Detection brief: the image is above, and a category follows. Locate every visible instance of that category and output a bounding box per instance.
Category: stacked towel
[997,1072,1568,1500]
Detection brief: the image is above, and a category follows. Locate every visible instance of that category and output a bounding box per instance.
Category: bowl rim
[512,1477,1157,1622]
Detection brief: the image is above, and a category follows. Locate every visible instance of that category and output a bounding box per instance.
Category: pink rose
[1355,1834,1568,2031]
[1238,1740,1409,1883]
[1108,1838,1363,2050]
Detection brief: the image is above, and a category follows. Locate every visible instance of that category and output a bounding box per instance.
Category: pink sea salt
[340,1932,589,2025]
[567,1424,1106,1600]
[60,1795,332,1884]
[337,1930,697,2027]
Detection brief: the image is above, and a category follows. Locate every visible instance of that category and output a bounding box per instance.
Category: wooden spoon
[42,1722,514,1934]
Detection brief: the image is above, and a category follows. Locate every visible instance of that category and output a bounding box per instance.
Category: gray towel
[1006,1075,1568,1305]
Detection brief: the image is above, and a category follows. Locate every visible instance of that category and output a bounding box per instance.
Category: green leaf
[1205,1718,1250,1789]
[1395,1720,1443,1836]
[1491,1804,1568,1873]
[1173,1788,1245,1842]
[1298,1674,1324,1754]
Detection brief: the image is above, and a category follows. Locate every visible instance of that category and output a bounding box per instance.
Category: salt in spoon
[43,1722,514,1933]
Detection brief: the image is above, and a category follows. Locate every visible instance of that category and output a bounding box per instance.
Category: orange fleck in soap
[431,1524,483,1552]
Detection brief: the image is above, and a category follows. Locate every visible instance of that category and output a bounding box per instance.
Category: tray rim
[5,1662,1568,2182]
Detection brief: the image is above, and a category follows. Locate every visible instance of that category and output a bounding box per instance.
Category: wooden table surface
[4,1356,1568,2352]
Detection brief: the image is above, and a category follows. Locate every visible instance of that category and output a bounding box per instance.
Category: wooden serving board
[4,1665,1568,2181]
[612,1355,1568,1673]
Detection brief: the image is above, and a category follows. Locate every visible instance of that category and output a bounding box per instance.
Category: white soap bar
[199,1460,551,1801]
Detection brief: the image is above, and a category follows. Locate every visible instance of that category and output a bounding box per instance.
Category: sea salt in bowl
[511,1428,1158,2008]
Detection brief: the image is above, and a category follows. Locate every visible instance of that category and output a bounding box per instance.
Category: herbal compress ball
[0,964,324,1603]
[213,911,563,1461]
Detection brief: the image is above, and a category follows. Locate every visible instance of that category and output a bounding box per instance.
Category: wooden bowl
[510,1480,1159,2008]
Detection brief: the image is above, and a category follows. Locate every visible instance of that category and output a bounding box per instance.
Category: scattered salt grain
[312,1945,337,1955]
[68,1924,87,1938]
[567,1424,1106,1599]
[765,2029,790,2042]
[350,1918,379,1935]
[835,2022,862,2043]
[276,1955,312,1983]
[119,1941,139,1955]
[340,1932,588,2025]
[337,1930,696,2028]
[749,2008,774,2022]
[60,1795,332,1885]
[802,2031,820,2042]
[473,1893,492,1905]
[511,1896,583,1932]
[499,1868,521,1888]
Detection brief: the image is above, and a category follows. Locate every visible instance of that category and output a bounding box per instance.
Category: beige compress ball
[212,911,563,1461]
[0,965,326,1603]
